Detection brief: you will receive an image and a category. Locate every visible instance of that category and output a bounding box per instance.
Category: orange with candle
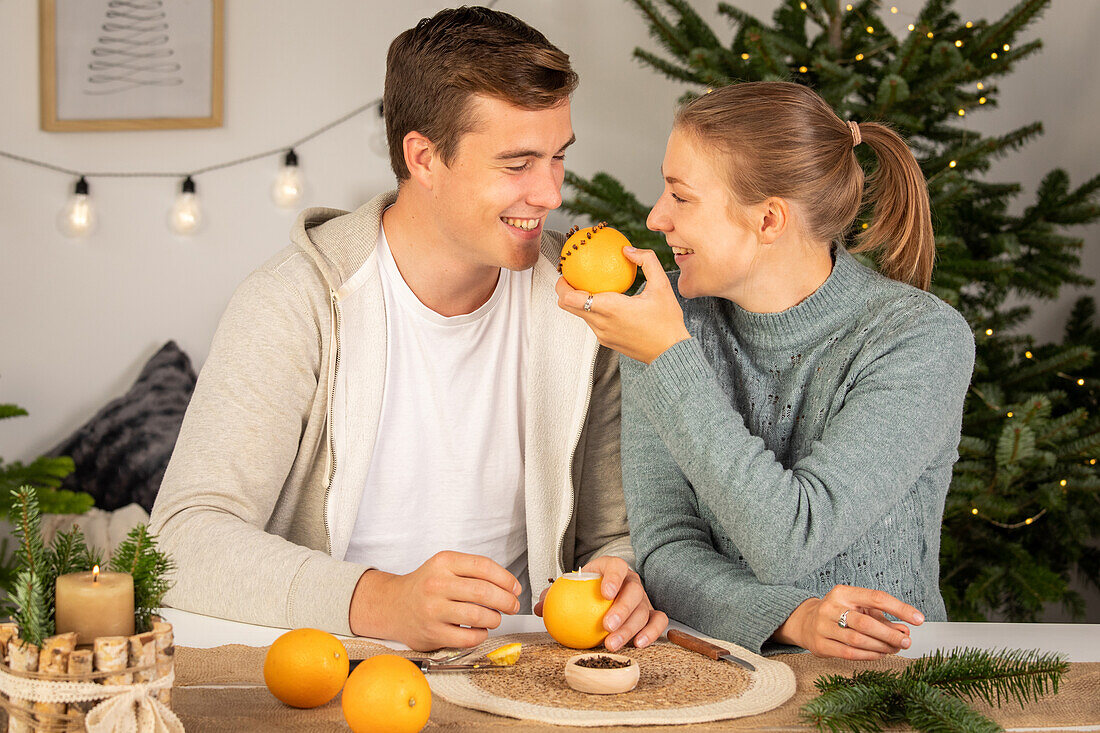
[541,571,615,649]
[54,564,135,645]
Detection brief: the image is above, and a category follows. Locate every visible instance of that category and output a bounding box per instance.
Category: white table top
[159,608,1100,662]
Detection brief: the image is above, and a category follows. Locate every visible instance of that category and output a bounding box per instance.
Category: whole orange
[560,223,637,294]
[263,628,349,708]
[342,654,431,733]
[542,572,614,649]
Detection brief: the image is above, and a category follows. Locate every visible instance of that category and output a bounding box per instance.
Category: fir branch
[803,648,1068,733]
[904,647,1068,707]
[9,487,53,645]
[801,681,896,732]
[901,680,1001,733]
[45,526,95,624]
[108,525,175,633]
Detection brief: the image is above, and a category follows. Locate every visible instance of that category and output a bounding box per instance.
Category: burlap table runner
[165,640,1100,731]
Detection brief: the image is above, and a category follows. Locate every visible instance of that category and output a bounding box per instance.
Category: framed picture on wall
[39,0,224,131]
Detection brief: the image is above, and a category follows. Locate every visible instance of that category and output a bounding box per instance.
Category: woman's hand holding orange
[774,585,924,660]
[556,247,691,365]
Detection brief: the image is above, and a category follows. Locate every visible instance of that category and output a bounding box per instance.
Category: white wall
[2,0,1098,462]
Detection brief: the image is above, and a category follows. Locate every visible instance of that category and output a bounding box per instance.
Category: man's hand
[773,584,923,660]
[349,551,522,651]
[534,556,668,651]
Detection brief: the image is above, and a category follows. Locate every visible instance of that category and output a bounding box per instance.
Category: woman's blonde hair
[676,81,934,289]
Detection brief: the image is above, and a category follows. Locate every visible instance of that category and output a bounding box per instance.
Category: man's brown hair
[384,6,578,182]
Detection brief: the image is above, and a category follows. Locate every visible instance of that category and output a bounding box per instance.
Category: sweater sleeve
[629,305,975,585]
[573,346,635,567]
[150,266,369,636]
[621,361,815,654]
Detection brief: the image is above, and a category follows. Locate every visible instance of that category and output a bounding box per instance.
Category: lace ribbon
[0,666,182,733]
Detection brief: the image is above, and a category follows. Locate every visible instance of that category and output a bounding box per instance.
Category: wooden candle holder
[0,619,175,732]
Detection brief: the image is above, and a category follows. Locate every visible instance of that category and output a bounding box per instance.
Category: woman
[557,82,974,659]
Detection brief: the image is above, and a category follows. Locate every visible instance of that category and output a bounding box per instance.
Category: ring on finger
[837,610,851,629]
[583,294,595,312]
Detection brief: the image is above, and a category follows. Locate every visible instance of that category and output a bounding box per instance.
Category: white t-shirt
[343,223,532,610]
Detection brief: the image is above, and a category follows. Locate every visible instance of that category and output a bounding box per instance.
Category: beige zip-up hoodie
[150,192,632,636]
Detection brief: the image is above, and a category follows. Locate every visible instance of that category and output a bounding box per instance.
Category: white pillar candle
[54,566,134,645]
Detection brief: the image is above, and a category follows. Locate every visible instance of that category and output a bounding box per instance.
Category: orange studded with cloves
[558,222,637,294]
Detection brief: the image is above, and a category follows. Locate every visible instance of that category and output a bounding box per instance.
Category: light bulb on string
[57,176,96,237]
[272,149,305,209]
[169,176,203,235]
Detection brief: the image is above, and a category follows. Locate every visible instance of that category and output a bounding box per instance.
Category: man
[150,7,667,652]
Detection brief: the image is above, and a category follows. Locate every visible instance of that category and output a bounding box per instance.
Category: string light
[855,53,865,61]
[1078,378,1086,386]
[890,6,898,13]
[1060,479,1068,487]
[991,52,998,59]
[955,39,963,47]
[949,160,957,167]
[958,109,967,116]
[907,23,915,31]
[1091,459,1097,465]
[846,3,853,10]
[1007,411,1014,417]
[1,96,382,236]
[271,149,305,208]
[927,31,934,38]
[977,82,985,90]
[741,52,750,60]
[965,21,973,28]
[866,25,874,34]
[799,65,809,73]
[799,1,807,9]
[979,97,987,104]
[169,176,202,236]
[1025,351,1033,359]
[984,328,993,335]
[970,506,1048,529]
[1003,44,1011,51]
[57,176,96,238]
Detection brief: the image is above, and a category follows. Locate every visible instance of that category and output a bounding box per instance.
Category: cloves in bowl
[564,653,640,694]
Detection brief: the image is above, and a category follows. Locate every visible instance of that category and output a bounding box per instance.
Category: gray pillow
[50,341,196,512]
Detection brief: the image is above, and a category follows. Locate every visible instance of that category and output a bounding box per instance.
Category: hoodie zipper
[554,345,600,576]
[323,289,342,555]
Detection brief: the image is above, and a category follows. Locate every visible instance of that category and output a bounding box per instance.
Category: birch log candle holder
[0,618,180,733]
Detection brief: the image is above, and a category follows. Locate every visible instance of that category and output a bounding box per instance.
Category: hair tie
[847,120,862,147]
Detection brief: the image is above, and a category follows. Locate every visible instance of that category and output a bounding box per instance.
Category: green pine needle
[108,525,175,633]
[902,681,1001,733]
[905,647,1068,707]
[801,681,896,732]
[803,647,1068,733]
[9,487,53,645]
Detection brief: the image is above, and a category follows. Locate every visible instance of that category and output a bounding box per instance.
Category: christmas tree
[565,0,1100,621]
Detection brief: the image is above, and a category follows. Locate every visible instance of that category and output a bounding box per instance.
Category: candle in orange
[54,565,134,644]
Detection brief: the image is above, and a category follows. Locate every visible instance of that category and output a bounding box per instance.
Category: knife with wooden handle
[667,629,756,672]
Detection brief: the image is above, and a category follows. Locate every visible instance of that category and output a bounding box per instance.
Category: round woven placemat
[428,632,795,727]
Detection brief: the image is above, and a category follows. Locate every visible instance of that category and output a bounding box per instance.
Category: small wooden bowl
[564,653,640,694]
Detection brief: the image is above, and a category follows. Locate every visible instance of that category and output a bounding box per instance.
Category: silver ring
[583,295,594,312]
[837,610,850,629]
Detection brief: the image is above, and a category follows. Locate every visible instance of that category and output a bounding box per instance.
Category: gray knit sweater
[620,245,975,654]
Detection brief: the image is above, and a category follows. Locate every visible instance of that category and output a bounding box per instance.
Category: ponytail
[851,122,935,290]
